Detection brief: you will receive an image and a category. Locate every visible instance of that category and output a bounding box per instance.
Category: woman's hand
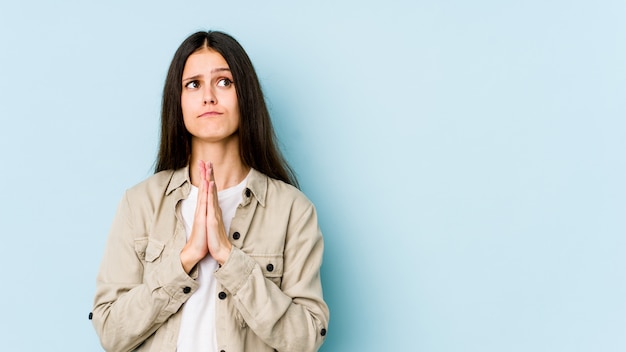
[205,162,233,264]
[180,161,232,273]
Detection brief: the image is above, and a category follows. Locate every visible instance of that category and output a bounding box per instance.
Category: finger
[206,180,223,228]
[194,179,209,219]
[208,161,216,183]
[199,160,207,182]
[208,180,215,203]
[206,161,212,184]
[208,180,215,199]
[195,159,209,217]
[208,180,221,213]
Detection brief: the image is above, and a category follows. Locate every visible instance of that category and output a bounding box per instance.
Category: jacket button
[232,232,241,240]
[266,263,274,272]
[218,291,227,300]
[88,312,93,320]
[321,328,327,336]
[245,188,251,197]
[183,286,191,294]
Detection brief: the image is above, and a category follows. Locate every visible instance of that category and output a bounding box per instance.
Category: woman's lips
[198,111,222,118]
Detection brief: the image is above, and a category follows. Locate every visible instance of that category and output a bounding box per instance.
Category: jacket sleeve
[91,191,198,352]
[214,199,330,352]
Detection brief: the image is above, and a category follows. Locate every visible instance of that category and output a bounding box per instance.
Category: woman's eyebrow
[182,74,202,82]
[183,68,230,82]
[211,67,231,74]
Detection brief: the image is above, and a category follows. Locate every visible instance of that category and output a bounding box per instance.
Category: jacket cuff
[146,254,199,312]
[214,246,255,293]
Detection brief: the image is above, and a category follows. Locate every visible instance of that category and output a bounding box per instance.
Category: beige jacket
[92,166,329,352]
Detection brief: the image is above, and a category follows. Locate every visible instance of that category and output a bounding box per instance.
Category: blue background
[1,1,625,351]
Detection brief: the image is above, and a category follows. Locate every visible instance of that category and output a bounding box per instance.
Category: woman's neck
[189,137,250,190]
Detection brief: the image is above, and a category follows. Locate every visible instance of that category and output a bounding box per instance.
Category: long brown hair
[155,31,298,188]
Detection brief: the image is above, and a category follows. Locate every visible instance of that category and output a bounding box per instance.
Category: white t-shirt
[177,173,249,352]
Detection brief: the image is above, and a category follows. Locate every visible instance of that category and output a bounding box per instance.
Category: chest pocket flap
[134,238,165,262]
[250,254,284,287]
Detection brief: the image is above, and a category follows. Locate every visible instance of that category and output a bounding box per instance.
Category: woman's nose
[203,87,217,105]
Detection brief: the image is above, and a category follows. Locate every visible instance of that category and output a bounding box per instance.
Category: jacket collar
[245,168,267,207]
[165,165,267,207]
[166,165,191,196]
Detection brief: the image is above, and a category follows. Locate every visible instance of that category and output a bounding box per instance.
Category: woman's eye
[185,81,199,89]
[217,78,233,87]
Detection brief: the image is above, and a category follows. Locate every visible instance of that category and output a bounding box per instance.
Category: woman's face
[181,48,240,145]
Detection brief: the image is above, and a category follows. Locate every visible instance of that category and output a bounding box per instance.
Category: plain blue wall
[1,1,625,351]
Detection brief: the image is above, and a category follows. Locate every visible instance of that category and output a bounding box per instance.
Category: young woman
[91,31,329,352]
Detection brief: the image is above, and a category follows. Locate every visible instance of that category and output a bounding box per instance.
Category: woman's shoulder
[251,169,313,208]
[125,168,184,201]
[128,169,173,190]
